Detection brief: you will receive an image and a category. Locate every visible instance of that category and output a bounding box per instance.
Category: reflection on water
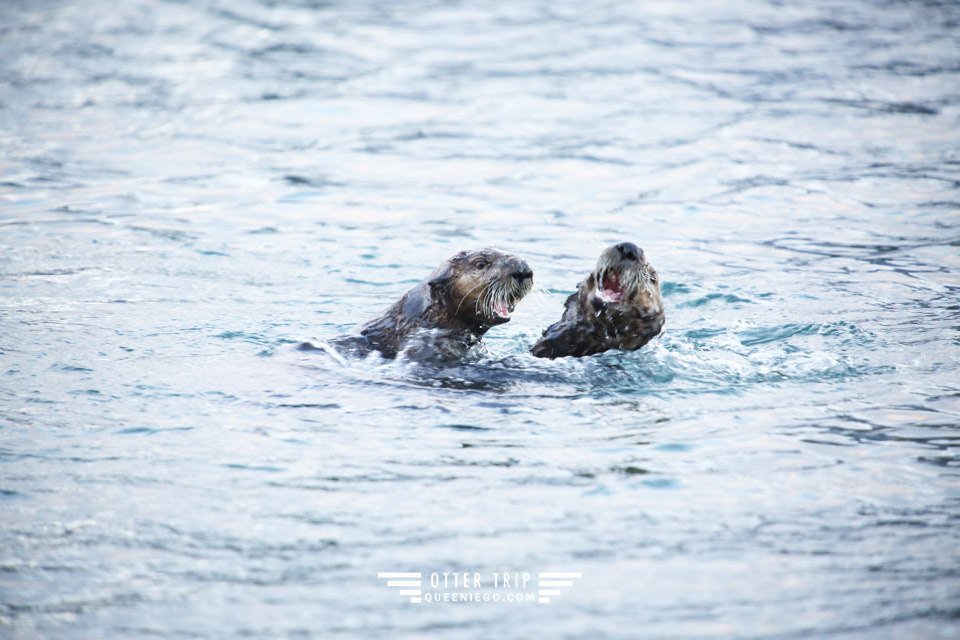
[1,0,959,637]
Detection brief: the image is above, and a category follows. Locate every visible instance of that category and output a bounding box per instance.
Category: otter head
[428,248,534,328]
[589,242,662,317]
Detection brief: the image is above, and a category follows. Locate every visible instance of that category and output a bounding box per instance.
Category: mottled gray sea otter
[531,242,664,358]
[307,248,533,360]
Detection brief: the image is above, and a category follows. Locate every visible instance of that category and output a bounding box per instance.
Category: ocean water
[1,0,959,638]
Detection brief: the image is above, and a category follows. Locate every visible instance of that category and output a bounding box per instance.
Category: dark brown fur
[531,242,664,358]
[316,248,533,360]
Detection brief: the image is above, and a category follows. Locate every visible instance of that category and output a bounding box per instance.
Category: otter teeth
[494,301,512,318]
[596,268,624,303]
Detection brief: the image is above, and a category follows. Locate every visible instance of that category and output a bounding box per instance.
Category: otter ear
[428,265,454,297]
[427,251,466,296]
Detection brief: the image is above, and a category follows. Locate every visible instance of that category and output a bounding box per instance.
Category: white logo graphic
[377,569,582,605]
[537,571,582,604]
[377,572,423,604]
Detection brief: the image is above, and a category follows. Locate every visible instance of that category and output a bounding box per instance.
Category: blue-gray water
[2,0,959,638]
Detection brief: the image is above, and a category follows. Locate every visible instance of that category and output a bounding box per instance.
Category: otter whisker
[627,269,642,296]
[484,278,512,318]
[475,282,491,317]
[513,275,532,301]
[481,280,499,317]
[490,279,506,316]
[505,278,519,304]
[476,278,503,319]
[454,280,489,318]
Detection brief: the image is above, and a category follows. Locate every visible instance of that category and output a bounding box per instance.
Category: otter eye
[473,259,488,269]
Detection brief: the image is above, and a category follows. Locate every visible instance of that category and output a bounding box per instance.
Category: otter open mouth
[488,277,529,321]
[493,300,515,319]
[596,268,625,303]
[480,267,531,324]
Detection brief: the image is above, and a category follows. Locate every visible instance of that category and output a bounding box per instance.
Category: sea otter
[531,242,664,358]
[305,248,533,360]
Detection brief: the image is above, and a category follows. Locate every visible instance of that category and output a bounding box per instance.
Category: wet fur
[319,248,532,360]
[531,245,664,358]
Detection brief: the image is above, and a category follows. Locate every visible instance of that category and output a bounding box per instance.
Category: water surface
[1,0,959,638]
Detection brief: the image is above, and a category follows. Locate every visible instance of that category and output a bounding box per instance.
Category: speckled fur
[532,244,664,358]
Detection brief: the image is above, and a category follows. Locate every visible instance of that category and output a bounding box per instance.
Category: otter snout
[502,257,533,282]
[511,263,533,282]
[615,242,642,262]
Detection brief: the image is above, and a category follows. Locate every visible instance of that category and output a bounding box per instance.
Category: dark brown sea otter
[531,242,664,358]
[306,248,533,360]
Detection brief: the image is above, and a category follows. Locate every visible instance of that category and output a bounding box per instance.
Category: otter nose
[615,242,642,261]
[512,267,533,281]
[511,261,533,281]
